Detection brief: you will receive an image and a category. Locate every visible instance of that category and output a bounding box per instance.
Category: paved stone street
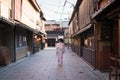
[0,47,108,80]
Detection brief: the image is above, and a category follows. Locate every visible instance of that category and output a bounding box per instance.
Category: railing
[82,47,95,68]
[92,0,115,19]
[74,45,80,56]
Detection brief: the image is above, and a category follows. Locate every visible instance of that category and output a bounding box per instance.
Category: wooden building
[69,0,94,65]
[91,0,120,79]
[45,20,64,47]
[69,0,120,80]
[0,0,45,65]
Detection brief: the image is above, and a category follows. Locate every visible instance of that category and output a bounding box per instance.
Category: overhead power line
[59,0,67,19]
[38,0,63,7]
[59,0,75,19]
[40,4,68,15]
[66,0,75,8]
[37,0,76,20]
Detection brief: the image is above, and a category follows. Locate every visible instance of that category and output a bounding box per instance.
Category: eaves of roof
[68,0,82,25]
[28,0,46,20]
[0,16,14,25]
[28,0,41,12]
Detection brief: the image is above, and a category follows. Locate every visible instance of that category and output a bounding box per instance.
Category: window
[17,34,27,48]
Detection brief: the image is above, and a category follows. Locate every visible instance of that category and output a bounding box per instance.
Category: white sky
[37,0,77,21]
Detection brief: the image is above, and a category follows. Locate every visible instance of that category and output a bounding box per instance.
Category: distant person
[56,38,65,66]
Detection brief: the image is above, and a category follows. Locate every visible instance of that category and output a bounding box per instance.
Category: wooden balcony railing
[92,0,115,19]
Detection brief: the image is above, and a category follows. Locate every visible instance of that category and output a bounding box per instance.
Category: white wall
[0,0,11,19]
[0,0,46,34]
[21,0,44,32]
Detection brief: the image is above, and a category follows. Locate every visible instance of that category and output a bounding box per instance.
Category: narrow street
[0,47,108,80]
[0,0,120,80]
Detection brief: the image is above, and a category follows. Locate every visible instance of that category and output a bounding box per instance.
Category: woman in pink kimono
[56,38,65,66]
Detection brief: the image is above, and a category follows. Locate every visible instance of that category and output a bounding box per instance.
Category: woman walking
[56,38,65,66]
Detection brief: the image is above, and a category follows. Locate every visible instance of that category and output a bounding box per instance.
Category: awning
[38,31,46,36]
[72,24,92,38]
[15,21,47,36]
[77,24,92,35]
[0,16,14,25]
[15,21,36,33]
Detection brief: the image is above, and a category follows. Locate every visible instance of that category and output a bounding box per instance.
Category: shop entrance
[47,38,56,47]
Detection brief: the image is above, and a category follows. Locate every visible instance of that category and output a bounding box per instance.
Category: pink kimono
[56,42,65,65]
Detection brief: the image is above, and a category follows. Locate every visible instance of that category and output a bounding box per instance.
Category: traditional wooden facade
[0,0,45,65]
[69,0,95,66]
[13,0,46,60]
[0,0,14,65]
[69,0,120,79]
[91,0,120,79]
[45,20,64,47]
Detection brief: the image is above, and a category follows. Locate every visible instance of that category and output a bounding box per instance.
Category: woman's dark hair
[58,38,63,43]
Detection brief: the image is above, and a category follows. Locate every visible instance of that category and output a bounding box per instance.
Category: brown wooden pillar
[119,18,120,57]
[94,21,99,69]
